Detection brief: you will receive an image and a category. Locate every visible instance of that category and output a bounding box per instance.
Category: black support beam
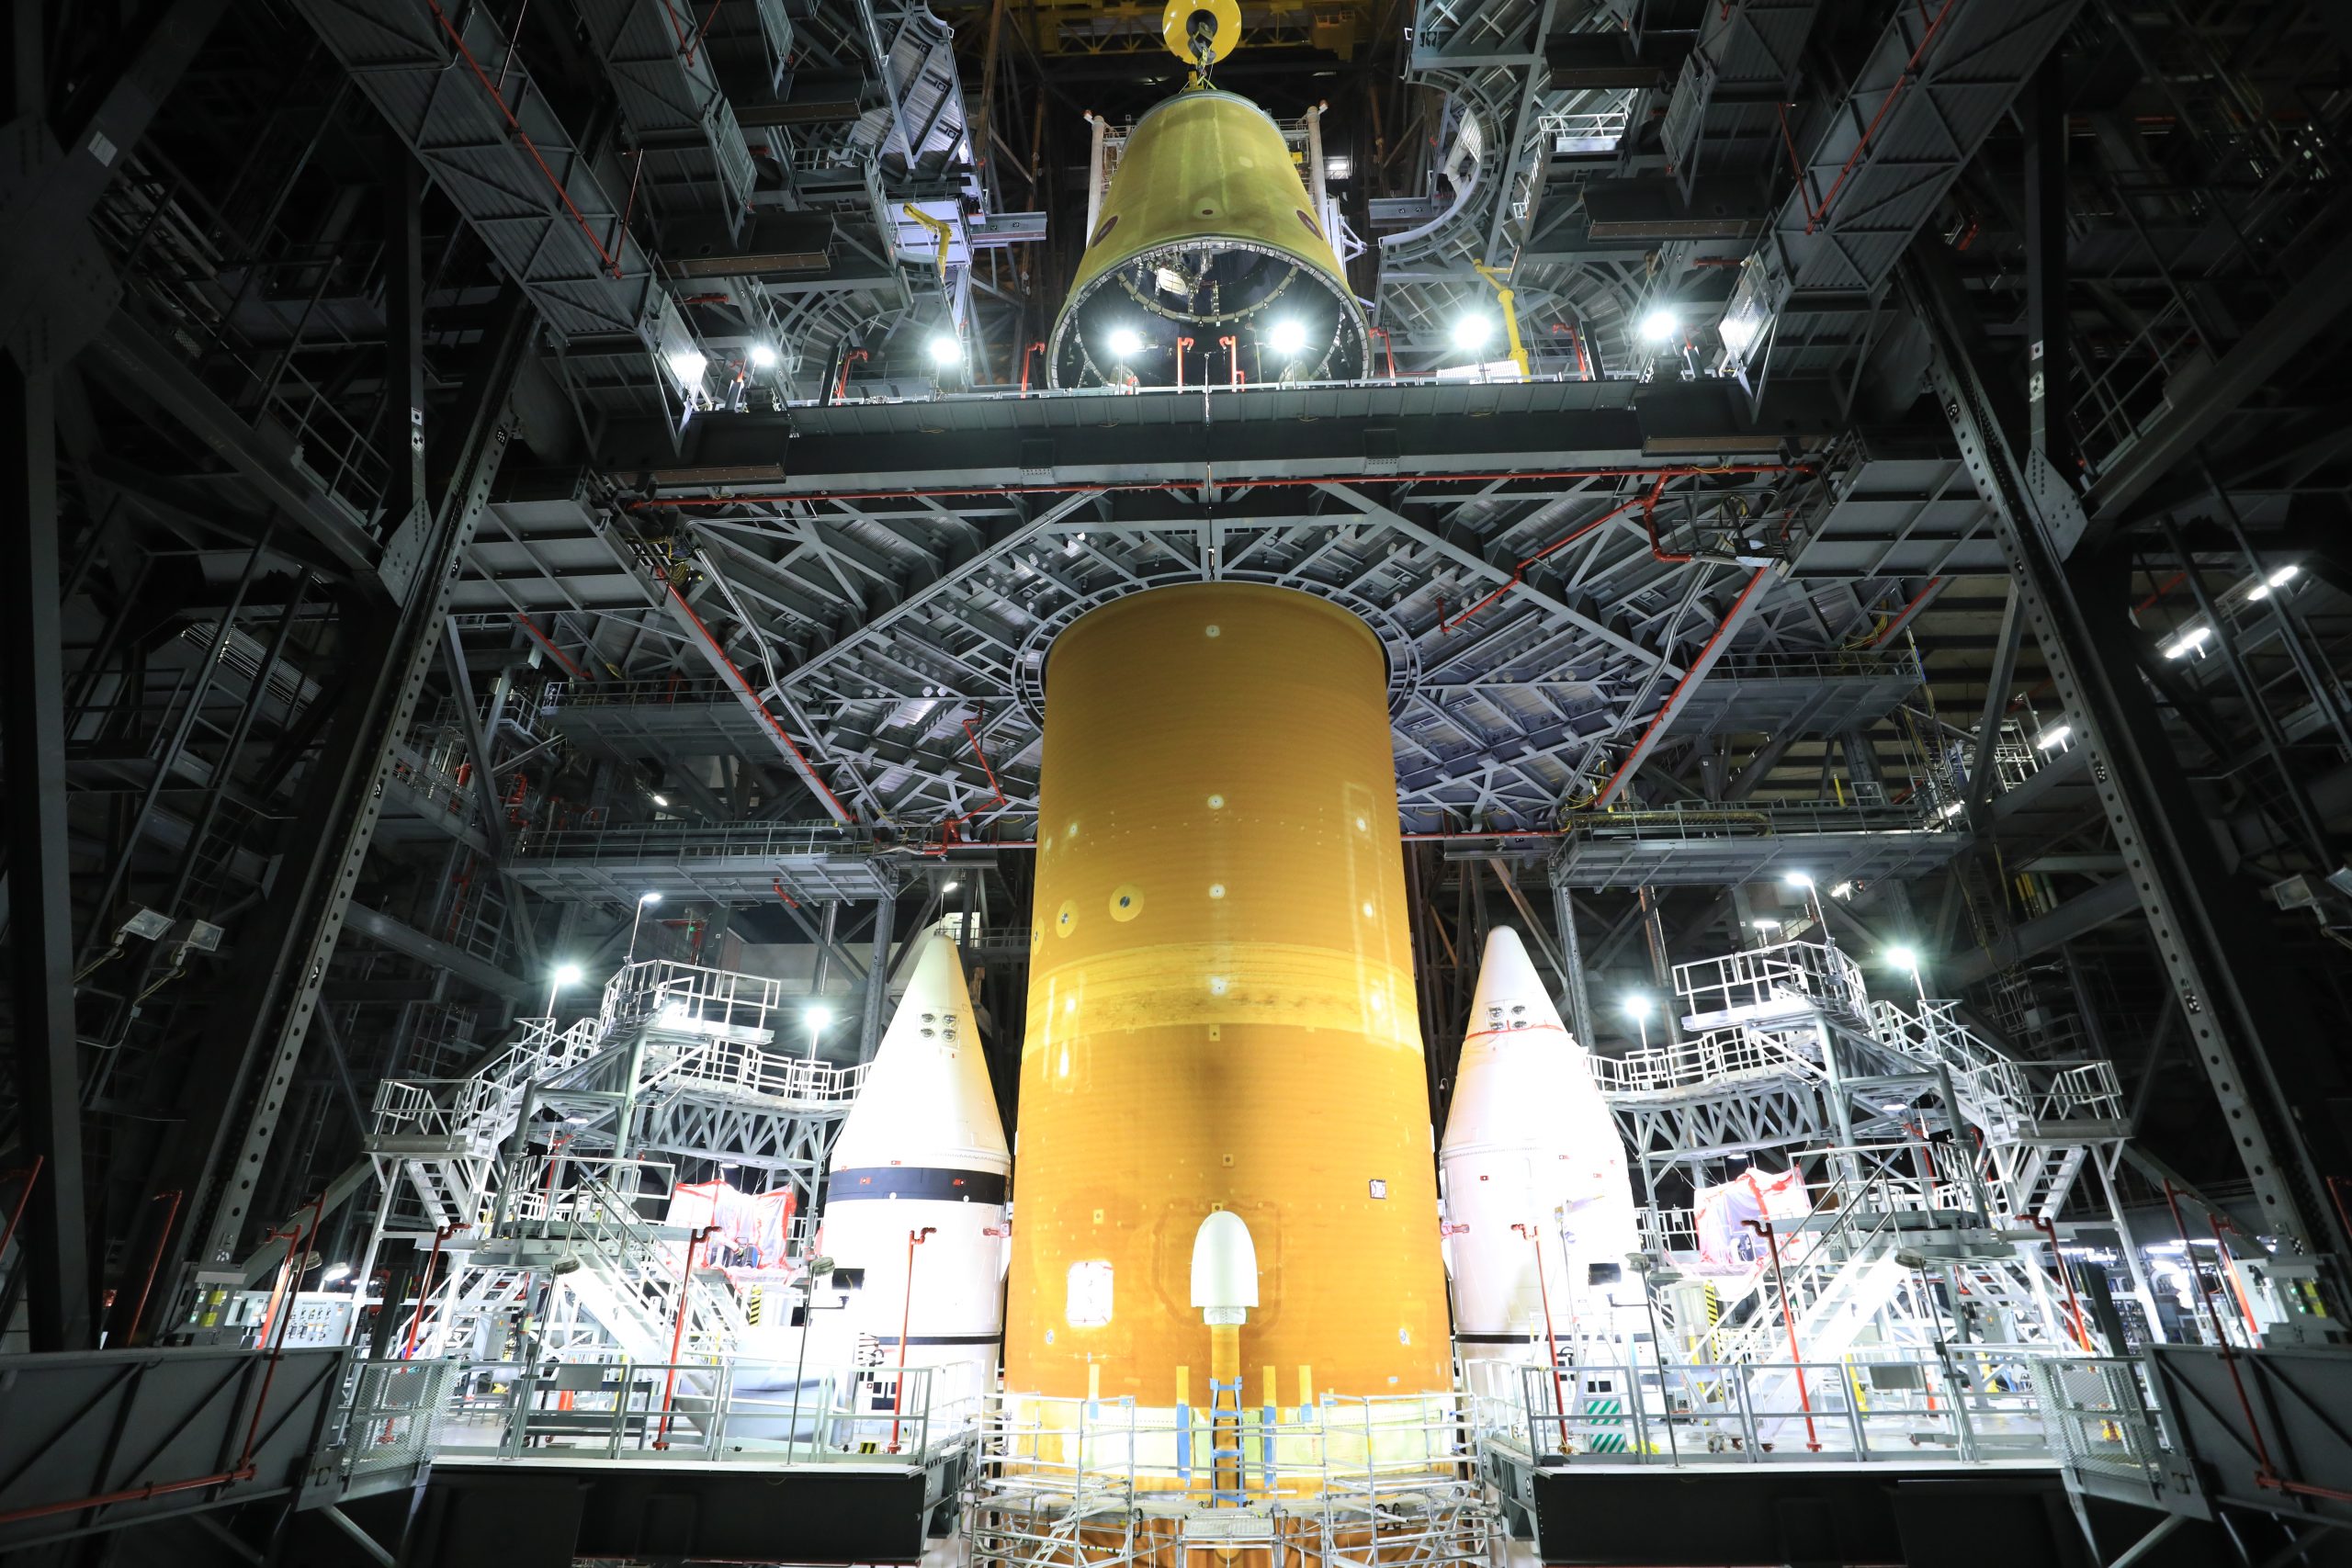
[1905,243,2352,1279]
[0,338,93,1350]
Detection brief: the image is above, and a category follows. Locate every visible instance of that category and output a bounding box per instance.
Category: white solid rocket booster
[816,933,1011,1373]
[1439,926,1642,1352]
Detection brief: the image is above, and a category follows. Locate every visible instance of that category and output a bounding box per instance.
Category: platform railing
[331,1358,464,1495]
[430,1357,968,1463]
[603,959,782,1042]
[2026,1356,2172,1505]
[1674,940,1872,1027]
[1590,1023,1824,1097]
[1492,1347,2052,1465]
[641,1034,867,1107]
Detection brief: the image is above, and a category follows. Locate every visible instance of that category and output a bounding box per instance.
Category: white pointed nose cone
[1440,925,1640,1343]
[809,934,1011,1382]
[1442,926,1587,1159]
[830,933,1010,1176]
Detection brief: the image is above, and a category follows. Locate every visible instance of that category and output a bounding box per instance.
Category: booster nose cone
[829,933,1009,1178]
[1440,924,1573,1159]
[1468,926,1561,1038]
[1439,924,1641,1348]
[816,934,1011,1379]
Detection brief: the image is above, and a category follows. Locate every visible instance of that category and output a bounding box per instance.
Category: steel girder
[1611,1079,1826,1168]
[476,378,1915,829]
[1,344,93,1350]
[157,299,537,1287]
[1905,245,2352,1276]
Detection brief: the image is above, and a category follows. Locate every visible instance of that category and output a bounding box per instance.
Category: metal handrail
[1591,1023,1824,1096]
[431,1356,967,1463]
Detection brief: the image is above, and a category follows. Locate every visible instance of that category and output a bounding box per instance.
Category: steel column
[154,290,535,1290]
[1549,878,1595,1049]
[862,893,896,1060]
[1905,246,2351,1278]
[0,337,93,1349]
[1963,583,2023,820]
[2022,62,2072,479]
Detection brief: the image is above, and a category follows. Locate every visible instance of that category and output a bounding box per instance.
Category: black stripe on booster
[1454,1332,1542,1344]
[872,1333,1003,1347]
[825,1167,1008,1204]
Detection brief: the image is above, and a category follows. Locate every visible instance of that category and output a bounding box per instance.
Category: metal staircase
[1598,938,2125,1225]
[360,959,865,1371]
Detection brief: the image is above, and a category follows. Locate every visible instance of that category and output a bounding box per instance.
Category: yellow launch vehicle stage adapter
[1046,2,1367,390]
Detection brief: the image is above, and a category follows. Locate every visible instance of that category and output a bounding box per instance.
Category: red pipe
[0,1213,312,1523]
[402,1224,459,1359]
[0,1470,258,1527]
[834,348,868,400]
[1217,335,1240,389]
[2134,570,2188,616]
[890,1226,937,1451]
[1804,0,1961,235]
[3,1194,337,1529]
[657,1225,722,1448]
[1641,472,1690,561]
[424,0,625,278]
[1441,491,1648,632]
[1591,565,1773,807]
[2208,1212,2263,1342]
[1512,1224,1570,1451]
[514,614,592,681]
[913,827,1593,852]
[240,1196,323,1474]
[941,717,1012,843]
[1175,336,1194,391]
[0,1156,43,1261]
[1865,576,1946,648]
[1743,1218,1822,1450]
[2029,1215,2091,1350]
[2151,1182,2352,1502]
[663,583,854,823]
[1367,325,1397,381]
[126,1190,184,1346]
[1018,342,1046,394]
[627,462,1804,510]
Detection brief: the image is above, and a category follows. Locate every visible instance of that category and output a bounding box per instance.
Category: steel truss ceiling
[459,381,1952,834]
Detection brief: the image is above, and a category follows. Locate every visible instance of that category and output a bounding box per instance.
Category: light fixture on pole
[1622,993,1654,1052]
[804,1002,833,1062]
[546,961,585,1015]
[786,1254,836,1463]
[1886,945,1928,1001]
[627,891,663,963]
[1781,869,1827,935]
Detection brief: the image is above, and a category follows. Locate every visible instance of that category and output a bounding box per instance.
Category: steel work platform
[1513,1459,2168,1566]
[1548,805,1970,888]
[401,1454,938,1567]
[505,819,905,902]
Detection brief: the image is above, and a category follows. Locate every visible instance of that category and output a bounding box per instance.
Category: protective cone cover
[1439,925,1638,1327]
[1002,584,1450,1402]
[830,933,1009,1176]
[1442,928,1624,1177]
[1048,89,1367,387]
